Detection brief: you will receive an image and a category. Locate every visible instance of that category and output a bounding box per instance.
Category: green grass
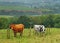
[0,28,60,43]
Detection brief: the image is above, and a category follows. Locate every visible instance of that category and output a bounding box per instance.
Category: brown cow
[10,24,24,37]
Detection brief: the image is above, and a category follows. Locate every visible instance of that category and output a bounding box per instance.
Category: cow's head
[9,24,15,30]
[39,26,43,32]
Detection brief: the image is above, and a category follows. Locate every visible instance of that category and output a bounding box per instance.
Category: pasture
[0,28,60,43]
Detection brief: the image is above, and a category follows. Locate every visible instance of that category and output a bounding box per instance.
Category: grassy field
[0,28,60,43]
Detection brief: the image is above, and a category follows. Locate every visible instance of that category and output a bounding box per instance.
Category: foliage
[0,14,60,29]
[0,18,8,29]
[43,15,54,27]
[17,16,33,28]
[54,23,60,28]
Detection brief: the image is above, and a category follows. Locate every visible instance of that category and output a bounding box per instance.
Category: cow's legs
[20,31,23,36]
[14,31,16,37]
[34,30,39,36]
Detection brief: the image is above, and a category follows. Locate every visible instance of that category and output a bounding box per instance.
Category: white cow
[34,25,45,32]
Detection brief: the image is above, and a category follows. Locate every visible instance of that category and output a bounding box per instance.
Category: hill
[0,0,60,16]
[0,6,54,16]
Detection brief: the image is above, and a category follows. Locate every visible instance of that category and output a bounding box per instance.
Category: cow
[10,24,24,37]
[34,25,45,33]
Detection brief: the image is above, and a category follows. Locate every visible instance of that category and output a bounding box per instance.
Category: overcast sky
[0,0,41,4]
[0,0,60,3]
[0,0,24,2]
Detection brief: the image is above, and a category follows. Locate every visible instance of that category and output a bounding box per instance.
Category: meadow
[0,28,60,43]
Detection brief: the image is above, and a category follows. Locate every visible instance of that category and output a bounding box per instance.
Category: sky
[0,0,24,2]
[0,0,60,3]
[0,0,46,2]
[0,0,42,4]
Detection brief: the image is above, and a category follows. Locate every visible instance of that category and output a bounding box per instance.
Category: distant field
[0,28,60,43]
[0,15,14,18]
[0,6,54,16]
[0,6,34,10]
[0,6,51,11]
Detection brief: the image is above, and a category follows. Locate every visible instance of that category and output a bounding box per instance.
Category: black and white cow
[34,25,45,32]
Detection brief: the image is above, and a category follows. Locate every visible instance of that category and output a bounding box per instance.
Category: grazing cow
[34,25,45,32]
[10,24,24,37]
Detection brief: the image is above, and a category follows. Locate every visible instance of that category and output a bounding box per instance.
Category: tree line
[0,14,60,29]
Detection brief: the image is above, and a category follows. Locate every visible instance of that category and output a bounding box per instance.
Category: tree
[17,16,32,28]
[0,18,8,29]
[54,23,60,28]
[43,15,54,27]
